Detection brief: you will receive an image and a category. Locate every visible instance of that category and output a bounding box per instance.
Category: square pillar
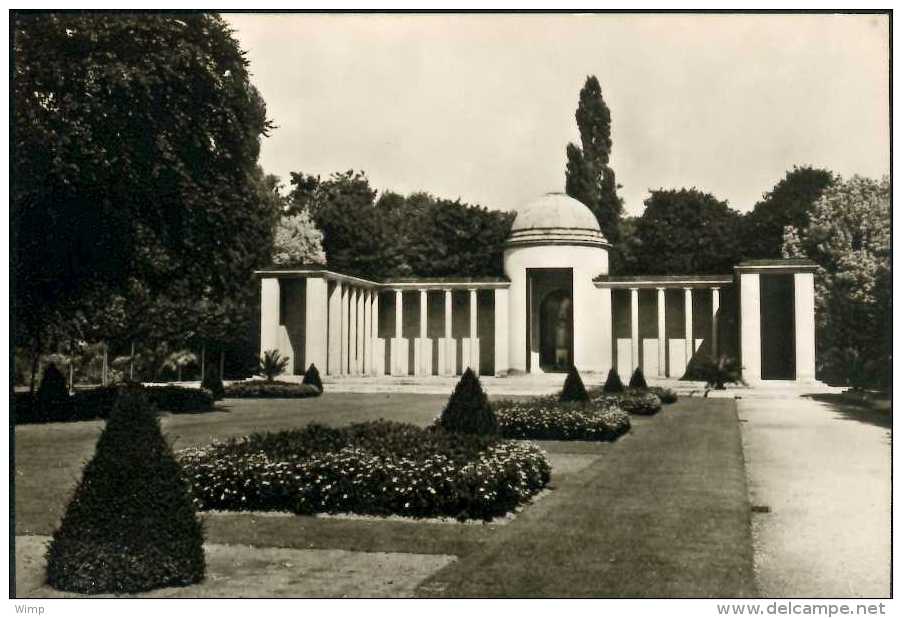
[656,287,666,377]
[370,291,381,375]
[711,287,720,359]
[439,289,456,376]
[684,287,694,367]
[360,290,370,376]
[304,278,328,373]
[327,281,343,375]
[468,289,479,374]
[630,287,639,373]
[739,272,761,382]
[260,277,280,357]
[355,288,365,375]
[340,284,350,375]
[794,272,816,382]
[493,288,509,376]
[415,289,431,376]
[598,287,613,376]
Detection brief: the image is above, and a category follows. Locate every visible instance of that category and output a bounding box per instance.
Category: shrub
[603,368,625,393]
[438,368,498,435]
[628,367,648,390]
[493,397,630,441]
[683,354,744,389]
[145,385,215,413]
[178,420,549,521]
[604,389,662,416]
[201,370,225,401]
[258,349,289,382]
[223,381,321,399]
[649,386,678,404]
[46,388,205,593]
[302,363,324,393]
[560,366,589,402]
[37,363,69,408]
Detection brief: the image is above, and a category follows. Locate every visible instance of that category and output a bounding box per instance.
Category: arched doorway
[540,289,573,371]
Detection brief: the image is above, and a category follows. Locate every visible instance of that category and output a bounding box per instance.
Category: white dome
[511,193,601,232]
[507,193,609,248]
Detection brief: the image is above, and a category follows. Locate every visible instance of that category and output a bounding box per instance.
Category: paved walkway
[416,397,757,597]
[738,395,891,598]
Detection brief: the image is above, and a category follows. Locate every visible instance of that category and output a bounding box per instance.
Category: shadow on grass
[805,394,892,430]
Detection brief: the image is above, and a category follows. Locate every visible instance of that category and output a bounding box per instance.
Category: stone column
[630,287,639,373]
[739,273,761,382]
[327,281,343,375]
[304,278,328,373]
[259,277,280,358]
[360,289,369,376]
[684,287,694,367]
[493,288,509,376]
[416,289,430,376]
[371,291,381,375]
[794,272,816,382]
[598,287,613,376]
[349,287,358,375]
[340,284,350,374]
[468,289,479,374]
[355,289,365,375]
[439,289,456,376]
[711,287,721,359]
[391,289,407,376]
[657,288,666,377]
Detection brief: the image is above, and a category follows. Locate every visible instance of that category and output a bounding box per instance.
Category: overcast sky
[224,12,889,216]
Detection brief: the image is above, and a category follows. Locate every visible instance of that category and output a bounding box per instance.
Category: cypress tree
[439,368,498,435]
[602,368,625,394]
[46,388,205,593]
[560,366,590,402]
[565,75,624,252]
[628,367,649,390]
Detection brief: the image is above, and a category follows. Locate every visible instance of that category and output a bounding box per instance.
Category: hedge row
[178,420,550,521]
[222,381,321,399]
[492,396,631,441]
[14,384,215,424]
[599,390,663,416]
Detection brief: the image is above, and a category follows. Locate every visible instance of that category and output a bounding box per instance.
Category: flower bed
[648,386,678,404]
[177,421,550,521]
[599,389,663,416]
[222,381,321,399]
[492,396,630,441]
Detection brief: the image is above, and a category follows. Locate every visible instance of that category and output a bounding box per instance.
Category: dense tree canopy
[627,188,743,275]
[782,175,890,387]
[288,171,513,280]
[13,13,273,357]
[565,76,624,261]
[740,166,835,260]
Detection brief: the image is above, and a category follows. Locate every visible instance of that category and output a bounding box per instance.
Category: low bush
[37,363,69,407]
[492,397,630,441]
[201,371,226,401]
[603,389,662,416]
[14,384,214,424]
[682,354,744,389]
[648,386,678,404]
[628,367,648,390]
[603,368,625,393]
[257,349,289,382]
[560,366,590,402]
[438,368,498,436]
[222,381,321,399]
[302,364,324,393]
[46,388,205,593]
[178,420,549,521]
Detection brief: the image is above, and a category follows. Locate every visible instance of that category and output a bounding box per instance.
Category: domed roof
[511,193,601,232]
[507,193,609,249]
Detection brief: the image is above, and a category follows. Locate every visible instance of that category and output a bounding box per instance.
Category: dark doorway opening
[760,274,796,380]
[526,268,574,373]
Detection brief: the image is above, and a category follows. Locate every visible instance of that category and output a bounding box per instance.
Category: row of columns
[324,280,378,376]
[625,286,720,376]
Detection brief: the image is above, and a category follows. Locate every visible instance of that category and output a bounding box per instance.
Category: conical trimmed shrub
[438,368,498,435]
[201,369,225,401]
[560,366,590,402]
[37,363,68,406]
[602,368,625,394]
[628,367,648,390]
[302,363,324,393]
[46,388,205,593]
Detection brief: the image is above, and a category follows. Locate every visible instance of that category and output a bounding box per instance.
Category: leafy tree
[560,366,590,402]
[273,211,326,266]
[46,388,205,593]
[565,76,624,262]
[439,368,498,435]
[783,175,890,387]
[741,166,835,260]
[631,189,743,275]
[13,13,272,378]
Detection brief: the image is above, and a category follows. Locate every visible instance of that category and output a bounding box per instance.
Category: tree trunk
[102,343,108,386]
[220,351,225,380]
[28,332,42,397]
[130,341,135,382]
[201,345,206,381]
[178,365,182,382]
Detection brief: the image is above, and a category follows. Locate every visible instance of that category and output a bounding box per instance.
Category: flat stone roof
[593,274,733,289]
[255,265,510,289]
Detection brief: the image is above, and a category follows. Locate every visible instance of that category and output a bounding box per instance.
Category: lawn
[14,392,756,597]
